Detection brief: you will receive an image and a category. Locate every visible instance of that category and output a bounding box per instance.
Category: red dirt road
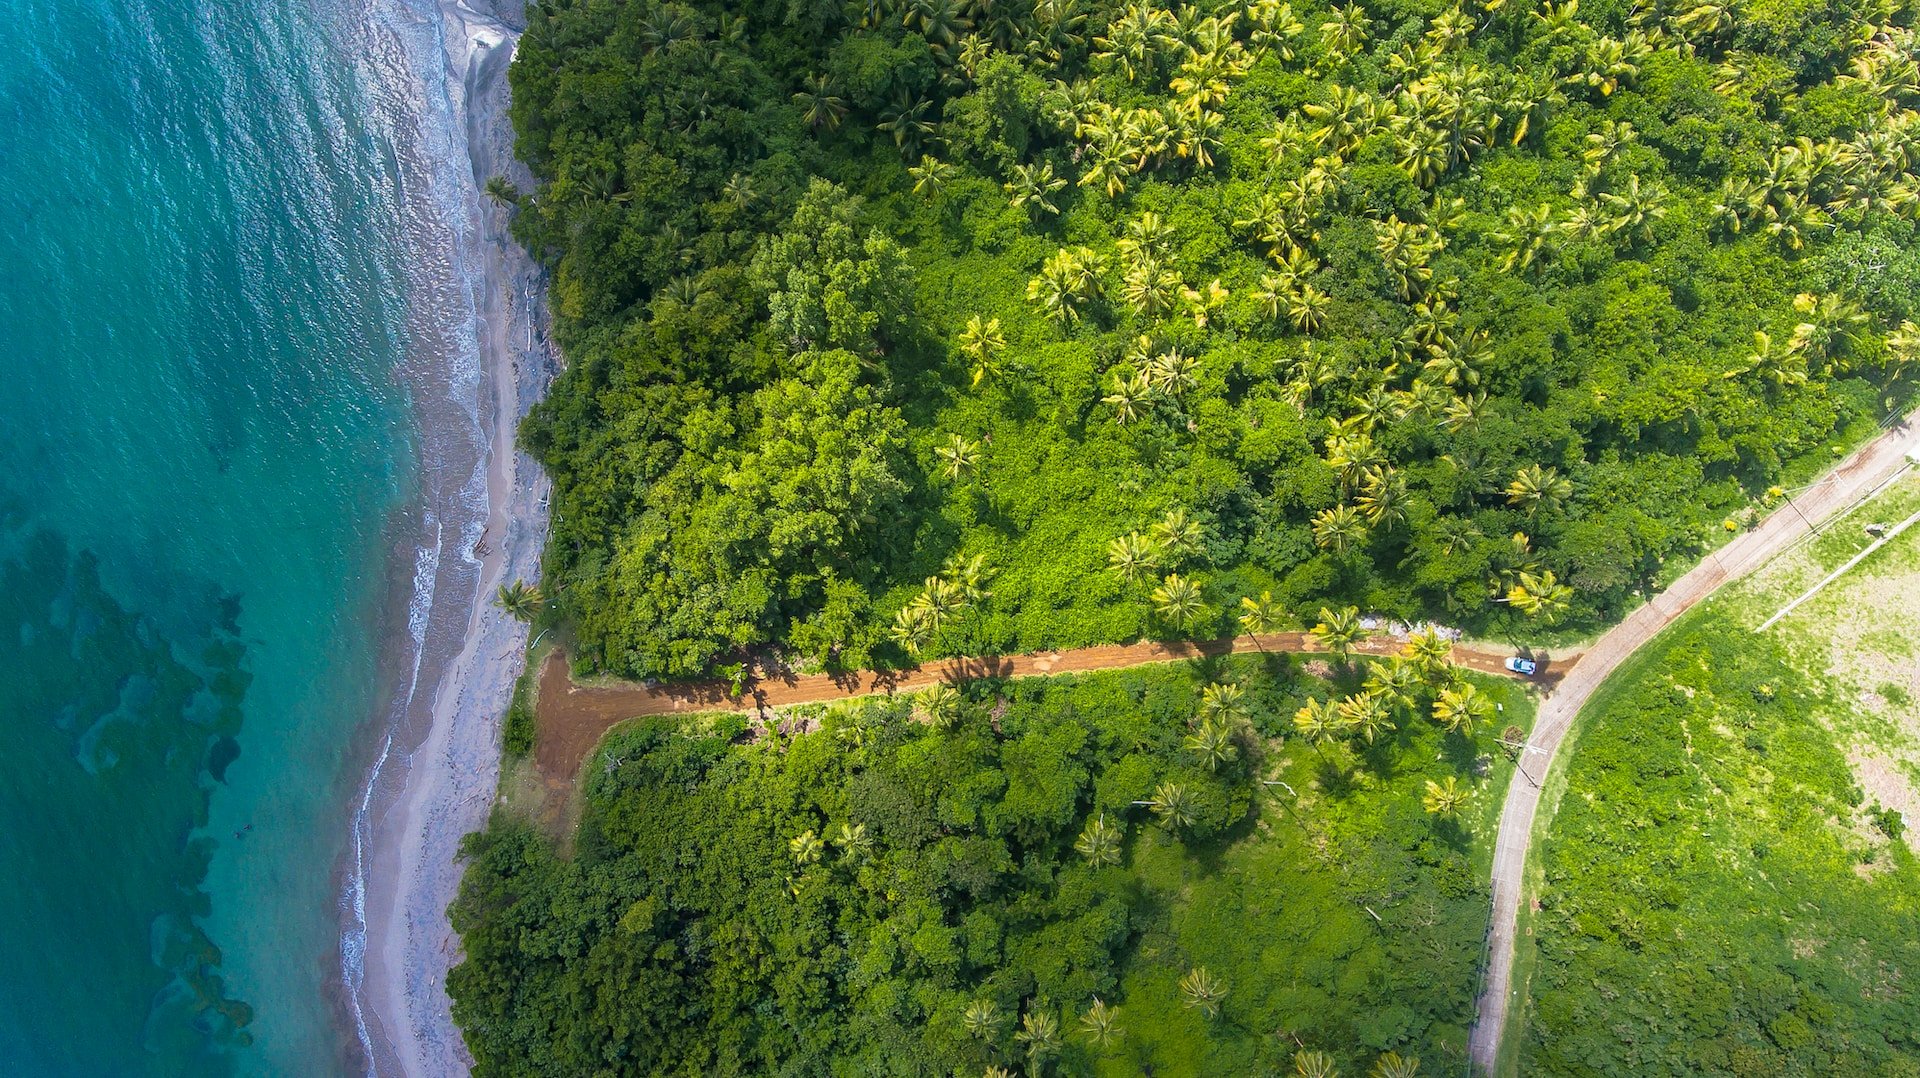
[535,631,1570,788]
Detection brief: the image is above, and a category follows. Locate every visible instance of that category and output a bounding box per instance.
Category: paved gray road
[1467,409,1920,1074]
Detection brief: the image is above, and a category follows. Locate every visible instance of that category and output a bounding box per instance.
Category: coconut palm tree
[1079,998,1124,1047]
[1423,774,1471,815]
[1147,348,1200,396]
[1294,1049,1340,1078]
[1789,291,1868,371]
[1726,330,1808,389]
[1289,285,1332,333]
[1005,161,1068,217]
[1179,966,1228,1017]
[1358,467,1408,530]
[1402,626,1454,677]
[832,821,872,859]
[1015,1008,1062,1070]
[1506,464,1573,517]
[1239,590,1284,639]
[1152,574,1206,630]
[916,682,964,727]
[1432,682,1492,735]
[909,156,957,198]
[1370,1050,1421,1078]
[1107,531,1162,582]
[1310,604,1368,659]
[1152,507,1204,561]
[1333,690,1390,743]
[1103,369,1153,425]
[789,828,825,864]
[1293,697,1340,750]
[1149,782,1196,830]
[1200,681,1250,723]
[892,604,936,654]
[959,315,1007,387]
[963,997,1002,1040]
[876,93,936,157]
[936,433,981,480]
[792,75,848,132]
[1507,569,1573,623]
[1075,814,1123,865]
[1365,658,1421,713]
[1312,505,1369,554]
[1319,3,1372,56]
[493,579,543,622]
[1186,718,1239,770]
[1599,174,1667,242]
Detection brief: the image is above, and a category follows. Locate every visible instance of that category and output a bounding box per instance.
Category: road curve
[1466,408,1920,1074]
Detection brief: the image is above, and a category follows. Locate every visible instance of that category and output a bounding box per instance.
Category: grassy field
[1517,474,1920,1075]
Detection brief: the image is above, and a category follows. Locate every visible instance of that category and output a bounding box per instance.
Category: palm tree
[1358,467,1408,530]
[959,315,1007,387]
[1728,329,1808,389]
[1179,966,1227,1017]
[1312,505,1369,554]
[1423,774,1471,815]
[1401,626,1454,677]
[1293,697,1340,750]
[1015,1008,1062,1070]
[1152,507,1204,561]
[792,75,848,132]
[1149,782,1196,830]
[1319,3,1371,55]
[916,682,964,729]
[1147,348,1200,397]
[1294,1049,1340,1078]
[1338,690,1395,744]
[832,821,872,859]
[908,156,957,199]
[1152,573,1206,631]
[1106,531,1161,582]
[1506,464,1573,517]
[1370,1050,1421,1078]
[1309,605,1368,659]
[935,433,981,481]
[876,93,936,157]
[1289,285,1331,333]
[1367,657,1423,710]
[1186,718,1239,770]
[1075,814,1123,865]
[1239,590,1284,640]
[1200,681,1249,723]
[1079,998,1124,1047]
[892,604,936,654]
[1102,370,1153,425]
[1432,683,1492,735]
[1005,161,1068,218]
[789,828,824,864]
[482,175,520,207]
[1507,569,1573,623]
[962,998,1001,1041]
[493,579,543,622]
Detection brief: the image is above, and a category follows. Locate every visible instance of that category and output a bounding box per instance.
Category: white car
[1504,656,1539,676]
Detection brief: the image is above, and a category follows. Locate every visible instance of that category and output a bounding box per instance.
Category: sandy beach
[347,0,550,1073]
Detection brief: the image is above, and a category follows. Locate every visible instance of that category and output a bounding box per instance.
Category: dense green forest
[1522,614,1920,1075]
[452,653,1533,1075]
[508,0,1919,679]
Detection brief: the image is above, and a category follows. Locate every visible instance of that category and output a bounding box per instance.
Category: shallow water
[0,0,443,1071]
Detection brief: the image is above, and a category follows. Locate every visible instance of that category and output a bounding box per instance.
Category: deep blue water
[0,0,419,1071]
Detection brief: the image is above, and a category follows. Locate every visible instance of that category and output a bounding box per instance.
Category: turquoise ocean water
[0,0,429,1071]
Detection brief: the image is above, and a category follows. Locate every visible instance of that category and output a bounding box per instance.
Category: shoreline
[342,0,551,1073]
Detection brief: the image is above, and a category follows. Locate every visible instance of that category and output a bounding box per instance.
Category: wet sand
[349,0,551,1074]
